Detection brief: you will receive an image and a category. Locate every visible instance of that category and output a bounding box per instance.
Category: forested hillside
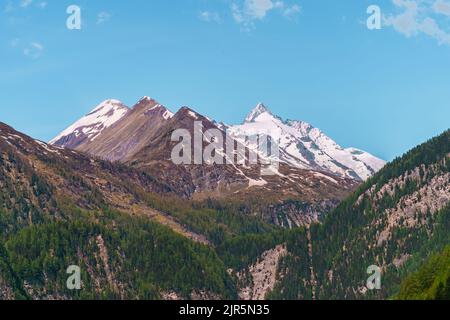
[269,130,450,299]
[1,210,237,299]
[395,246,450,300]
[0,122,281,299]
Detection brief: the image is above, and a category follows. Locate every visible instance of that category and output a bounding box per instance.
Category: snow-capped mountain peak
[91,99,123,112]
[229,104,386,181]
[138,96,155,103]
[245,103,274,123]
[50,99,129,147]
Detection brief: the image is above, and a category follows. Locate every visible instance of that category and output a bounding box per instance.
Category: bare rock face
[190,290,221,300]
[0,278,15,300]
[161,291,181,300]
[238,245,287,300]
[264,199,341,228]
[375,168,450,247]
[160,290,221,300]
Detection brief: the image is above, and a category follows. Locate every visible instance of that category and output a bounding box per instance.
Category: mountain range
[50,97,385,181]
[48,97,386,226]
[0,97,448,300]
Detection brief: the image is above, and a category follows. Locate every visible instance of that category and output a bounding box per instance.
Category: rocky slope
[77,97,174,162]
[268,129,450,299]
[237,245,287,300]
[50,99,129,149]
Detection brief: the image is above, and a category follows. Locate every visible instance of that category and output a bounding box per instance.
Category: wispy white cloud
[199,11,222,23]
[4,0,47,12]
[97,11,112,24]
[231,0,301,31]
[36,1,47,9]
[20,0,33,8]
[281,4,301,18]
[246,0,282,19]
[433,0,450,16]
[23,41,44,59]
[384,0,450,45]
[8,38,45,59]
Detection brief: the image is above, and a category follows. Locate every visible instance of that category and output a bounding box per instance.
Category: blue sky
[1,0,449,161]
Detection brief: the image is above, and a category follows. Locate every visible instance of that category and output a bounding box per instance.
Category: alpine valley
[0,97,448,300]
